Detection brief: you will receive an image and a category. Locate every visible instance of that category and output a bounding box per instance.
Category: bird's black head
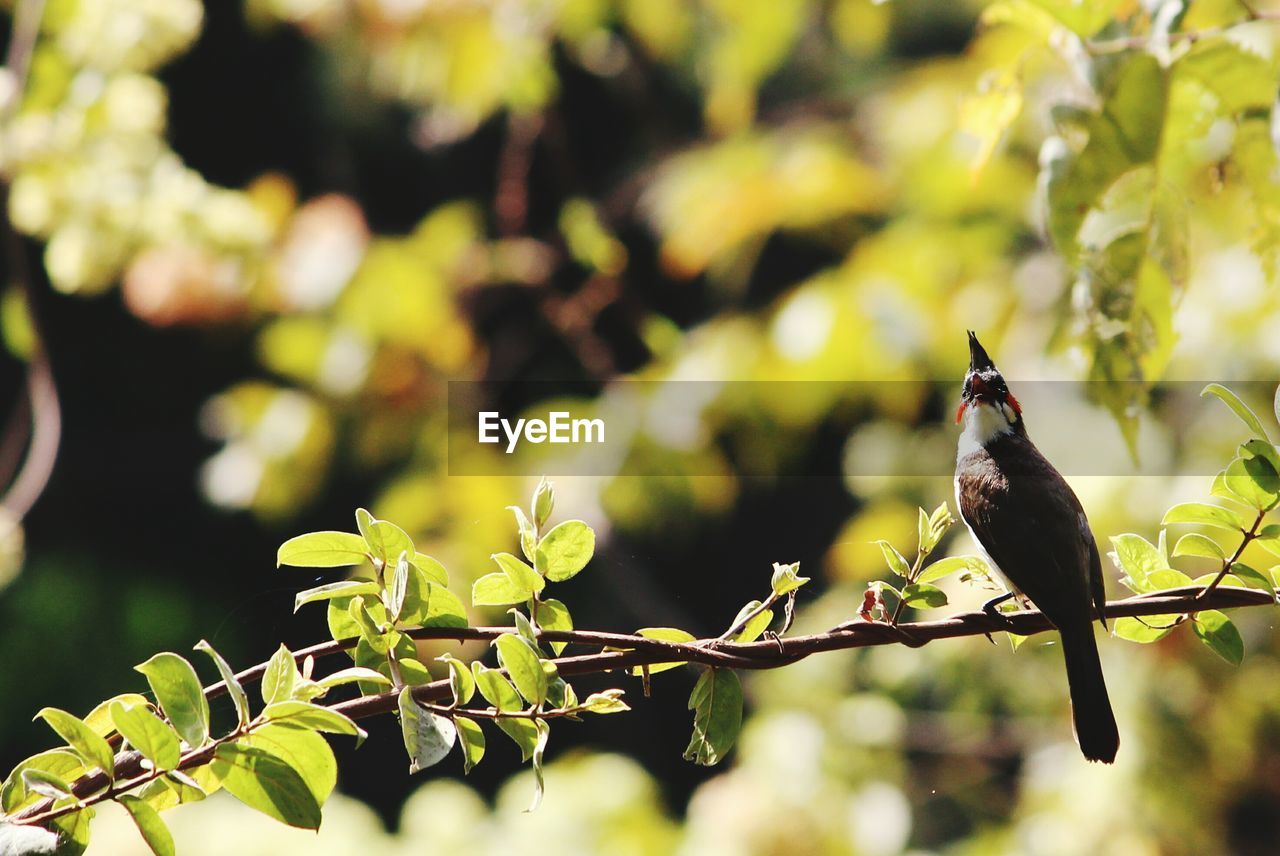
[957,331,1021,424]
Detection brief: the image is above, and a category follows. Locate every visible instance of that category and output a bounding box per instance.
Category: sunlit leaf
[872,540,911,579]
[211,742,322,829]
[110,702,181,771]
[33,708,115,779]
[117,795,175,856]
[455,717,485,774]
[194,640,251,727]
[276,532,368,568]
[472,572,530,606]
[495,634,548,706]
[135,654,210,749]
[1193,610,1244,665]
[1202,382,1271,441]
[537,520,595,582]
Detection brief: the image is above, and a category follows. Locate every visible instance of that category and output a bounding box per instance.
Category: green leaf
[532,476,554,530]
[1108,533,1166,591]
[261,644,298,706]
[349,598,389,654]
[437,654,476,705]
[260,701,366,740]
[769,561,809,595]
[1171,533,1226,561]
[385,552,410,620]
[134,766,219,814]
[83,693,150,738]
[294,581,380,612]
[136,653,210,749]
[1275,383,1280,430]
[20,767,73,800]
[455,717,485,774]
[901,583,949,609]
[49,806,92,855]
[1202,383,1271,441]
[356,510,415,567]
[729,601,773,643]
[411,553,449,586]
[536,520,596,583]
[316,666,390,692]
[528,719,551,812]
[1114,615,1175,643]
[34,708,115,779]
[1162,502,1245,531]
[917,555,988,584]
[327,596,360,642]
[872,540,911,579]
[683,668,743,766]
[917,507,934,554]
[276,531,368,568]
[509,505,538,562]
[1229,562,1276,596]
[1147,569,1193,590]
[497,717,540,762]
[631,627,696,675]
[110,702,180,771]
[398,688,456,774]
[1,749,83,813]
[211,742,322,830]
[1193,610,1244,665]
[510,609,539,647]
[472,664,523,712]
[1223,455,1280,510]
[581,689,630,714]
[193,640,250,728]
[401,572,469,628]
[491,552,544,595]
[117,795,175,856]
[240,723,336,806]
[495,634,548,706]
[1242,439,1280,473]
[538,598,573,655]
[472,572,531,606]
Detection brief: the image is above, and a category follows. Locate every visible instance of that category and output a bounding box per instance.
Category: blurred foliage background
[3,0,1280,853]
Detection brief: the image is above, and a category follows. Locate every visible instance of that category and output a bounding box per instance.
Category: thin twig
[1194,508,1266,603]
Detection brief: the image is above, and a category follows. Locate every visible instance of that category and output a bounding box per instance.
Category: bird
[953,331,1119,763]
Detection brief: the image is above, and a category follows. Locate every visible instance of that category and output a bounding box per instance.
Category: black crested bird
[954,331,1119,763]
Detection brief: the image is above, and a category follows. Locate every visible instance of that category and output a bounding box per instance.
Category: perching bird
[954,331,1119,763]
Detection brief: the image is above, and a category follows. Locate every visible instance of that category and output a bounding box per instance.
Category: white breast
[956,400,1016,461]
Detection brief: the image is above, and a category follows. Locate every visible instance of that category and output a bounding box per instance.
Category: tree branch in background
[0,0,60,523]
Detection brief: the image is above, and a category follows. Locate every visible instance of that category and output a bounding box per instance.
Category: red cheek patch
[955,401,968,424]
[1006,393,1021,416]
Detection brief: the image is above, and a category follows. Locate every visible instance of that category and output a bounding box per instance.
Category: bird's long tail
[1059,625,1119,763]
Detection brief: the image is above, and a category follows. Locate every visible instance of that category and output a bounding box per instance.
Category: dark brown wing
[957,434,1097,631]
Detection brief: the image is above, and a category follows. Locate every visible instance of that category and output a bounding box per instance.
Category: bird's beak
[967,330,996,373]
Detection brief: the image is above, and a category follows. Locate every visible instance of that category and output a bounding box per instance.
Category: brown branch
[15,584,1276,827]
[0,0,60,523]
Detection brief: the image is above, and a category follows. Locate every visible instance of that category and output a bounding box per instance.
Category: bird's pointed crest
[967,330,997,374]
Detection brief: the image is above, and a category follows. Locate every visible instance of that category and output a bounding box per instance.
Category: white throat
[957,400,1017,459]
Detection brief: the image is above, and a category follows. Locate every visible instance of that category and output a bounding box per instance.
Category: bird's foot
[982,592,1019,631]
